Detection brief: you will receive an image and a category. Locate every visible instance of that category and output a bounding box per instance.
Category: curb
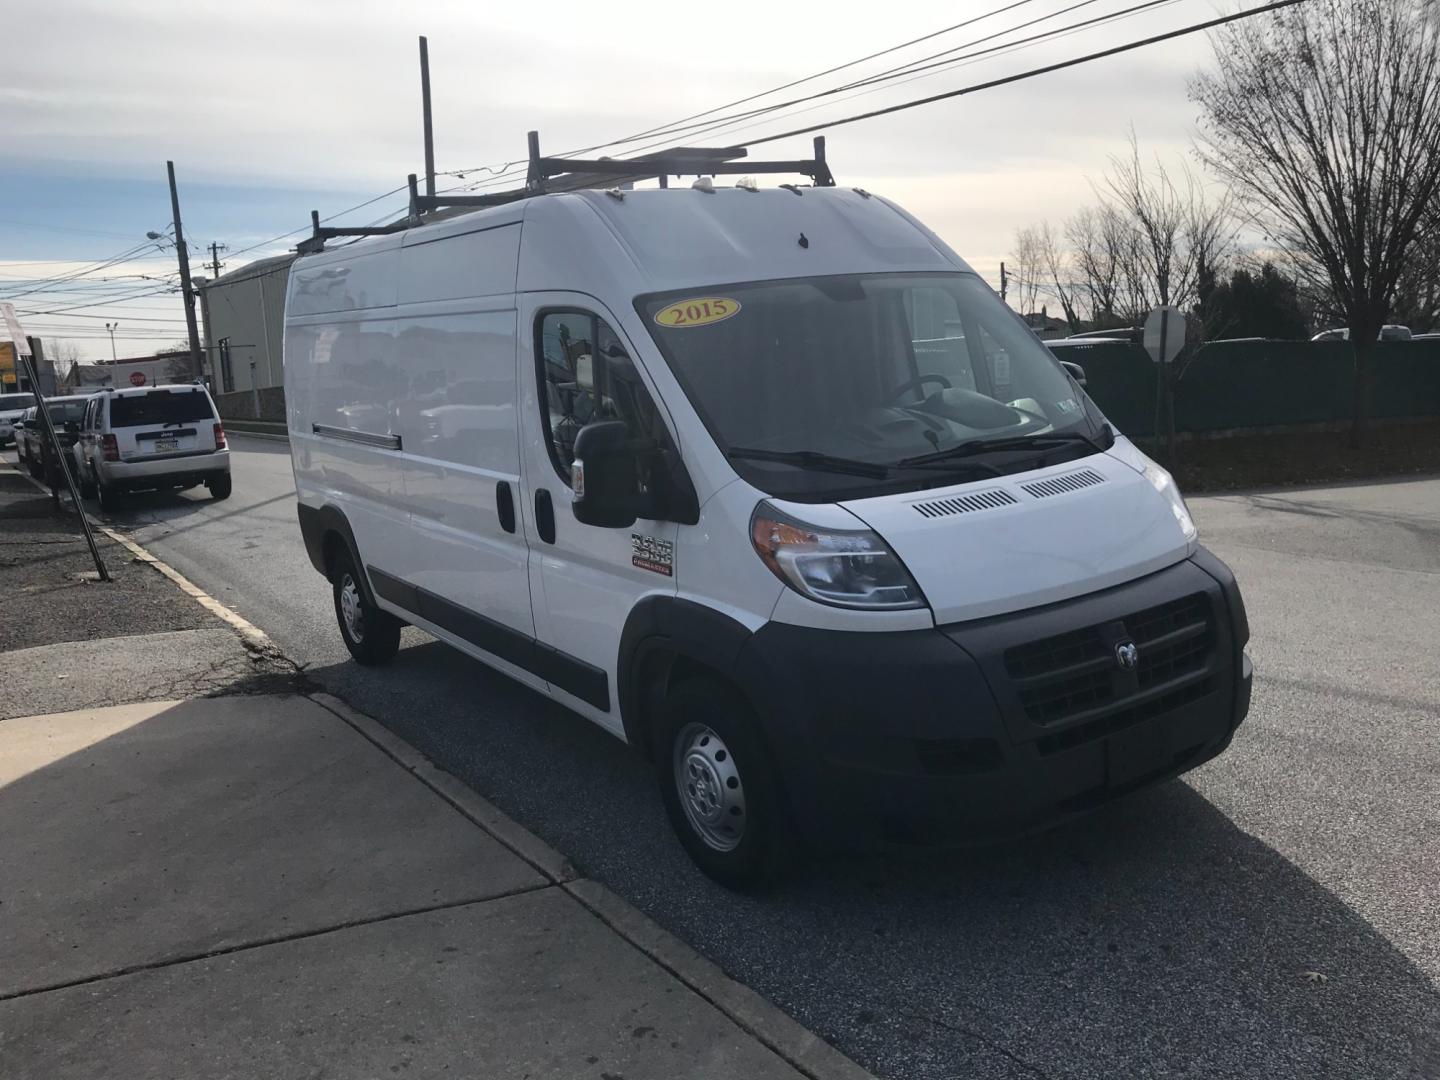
[308,689,876,1080]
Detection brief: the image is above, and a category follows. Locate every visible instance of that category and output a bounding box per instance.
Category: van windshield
[639,272,1106,500]
[110,389,215,428]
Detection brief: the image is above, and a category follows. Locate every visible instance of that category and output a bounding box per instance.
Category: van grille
[1020,469,1105,499]
[911,489,1018,518]
[1004,593,1214,730]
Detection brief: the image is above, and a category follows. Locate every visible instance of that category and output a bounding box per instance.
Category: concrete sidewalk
[0,693,869,1080]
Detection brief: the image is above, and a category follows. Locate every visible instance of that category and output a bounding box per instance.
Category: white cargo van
[285,170,1251,886]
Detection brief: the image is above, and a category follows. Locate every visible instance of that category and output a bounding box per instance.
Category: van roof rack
[297,132,836,255]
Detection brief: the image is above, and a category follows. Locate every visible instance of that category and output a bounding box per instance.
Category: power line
[602,0,1188,158]
[447,0,1164,196]
[743,0,1309,147]
[541,0,1047,159]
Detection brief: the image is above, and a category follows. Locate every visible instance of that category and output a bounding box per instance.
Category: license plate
[154,438,178,452]
[1107,721,1171,788]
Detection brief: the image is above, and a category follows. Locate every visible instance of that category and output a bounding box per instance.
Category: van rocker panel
[366,566,609,712]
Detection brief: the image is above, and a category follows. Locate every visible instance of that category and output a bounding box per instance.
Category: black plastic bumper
[735,547,1251,848]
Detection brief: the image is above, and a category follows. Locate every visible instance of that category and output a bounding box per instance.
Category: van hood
[841,447,1193,625]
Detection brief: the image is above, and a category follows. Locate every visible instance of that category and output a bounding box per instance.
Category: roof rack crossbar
[297,134,836,254]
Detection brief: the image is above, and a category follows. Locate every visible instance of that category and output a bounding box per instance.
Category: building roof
[204,252,296,290]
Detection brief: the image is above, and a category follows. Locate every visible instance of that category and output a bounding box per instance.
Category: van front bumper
[734,546,1251,848]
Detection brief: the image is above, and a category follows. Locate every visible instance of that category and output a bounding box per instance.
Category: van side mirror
[572,421,644,529]
[1059,360,1087,387]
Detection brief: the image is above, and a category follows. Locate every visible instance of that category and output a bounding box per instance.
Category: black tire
[78,468,97,499]
[27,453,42,478]
[208,473,233,501]
[96,475,121,512]
[331,550,401,665]
[654,677,792,890]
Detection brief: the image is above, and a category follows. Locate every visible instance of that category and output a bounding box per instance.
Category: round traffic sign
[129,371,146,386]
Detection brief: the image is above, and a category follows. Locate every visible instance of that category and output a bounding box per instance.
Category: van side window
[536,311,664,487]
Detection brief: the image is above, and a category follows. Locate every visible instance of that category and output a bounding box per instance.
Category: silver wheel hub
[340,575,365,642]
[674,723,746,852]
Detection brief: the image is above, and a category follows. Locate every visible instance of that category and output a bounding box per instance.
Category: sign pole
[1143,305,1186,467]
[2,304,110,583]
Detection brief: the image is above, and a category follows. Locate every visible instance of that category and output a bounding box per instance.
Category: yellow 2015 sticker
[653,297,741,328]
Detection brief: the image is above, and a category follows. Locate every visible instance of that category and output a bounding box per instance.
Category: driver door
[517,294,680,734]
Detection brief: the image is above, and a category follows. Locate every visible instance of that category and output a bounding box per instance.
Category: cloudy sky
[1,0,1232,360]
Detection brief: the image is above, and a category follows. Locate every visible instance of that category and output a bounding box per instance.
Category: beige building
[198,253,294,396]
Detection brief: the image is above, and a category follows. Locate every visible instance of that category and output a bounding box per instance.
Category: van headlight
[1143,460,1197,542]
[750,502,925,610]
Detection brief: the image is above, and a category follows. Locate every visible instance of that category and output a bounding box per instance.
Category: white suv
[76,383,231,510]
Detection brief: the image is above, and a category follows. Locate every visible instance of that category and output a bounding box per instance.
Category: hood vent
[1021,468,1105,499]
[911,489,1018,519]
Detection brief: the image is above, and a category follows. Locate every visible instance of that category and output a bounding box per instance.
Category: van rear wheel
[332,551,401,665]
[654,677,791,890]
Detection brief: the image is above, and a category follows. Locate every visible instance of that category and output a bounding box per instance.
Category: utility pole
[1000,261,1009,305]
[419,36,436,198]
[105,321,119,363]
[166,161,203,379]
[209,241,226,280]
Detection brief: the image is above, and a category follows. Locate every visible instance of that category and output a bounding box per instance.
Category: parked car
[1311,325,1413,342]
[75,383,230,510]
[0,391,36,448]
[15,395,89,479]
[12,407,37,465]
[285,183,1252,887]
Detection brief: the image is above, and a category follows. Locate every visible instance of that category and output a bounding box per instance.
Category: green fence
[1061,339,1440,436]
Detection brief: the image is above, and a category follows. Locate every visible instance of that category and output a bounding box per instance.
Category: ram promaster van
[285,149,1251,886]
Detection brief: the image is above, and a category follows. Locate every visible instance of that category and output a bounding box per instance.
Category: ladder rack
[298,132,835,255]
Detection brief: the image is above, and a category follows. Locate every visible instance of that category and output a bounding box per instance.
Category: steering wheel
[887,373,952,402]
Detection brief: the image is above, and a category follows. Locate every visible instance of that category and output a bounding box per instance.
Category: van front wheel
[655,678,791,890]
[332,553,401,665]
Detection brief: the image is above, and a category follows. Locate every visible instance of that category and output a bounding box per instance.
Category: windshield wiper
[897,426,1111,468]
[727,446,891,479]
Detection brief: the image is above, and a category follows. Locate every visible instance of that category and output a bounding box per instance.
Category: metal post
[526,130,542,190]
[1153,308,1169,462]
[420,36,436,198]
[249,359,259,419]
[167,161,203,379]
[2,304,109,582]
[105,321,119,363]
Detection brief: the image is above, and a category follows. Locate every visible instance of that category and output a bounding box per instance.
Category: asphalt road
[86,435,1440,1080]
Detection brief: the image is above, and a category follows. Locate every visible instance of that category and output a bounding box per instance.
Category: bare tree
[1192,0,1440,443]
[1067,205,1130,328]
[1103,131,1233,319]
[48,340,83,389]
[1033,221,1083,333]
[1009,225,1044,317]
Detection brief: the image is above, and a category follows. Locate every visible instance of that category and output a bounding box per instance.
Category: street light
[104,322,119,364]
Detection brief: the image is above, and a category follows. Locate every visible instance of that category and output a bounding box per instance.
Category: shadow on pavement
[300,639,1440,1080]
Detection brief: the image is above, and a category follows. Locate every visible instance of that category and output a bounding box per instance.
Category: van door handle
[496,481,516,534]
[534,488,556,544]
